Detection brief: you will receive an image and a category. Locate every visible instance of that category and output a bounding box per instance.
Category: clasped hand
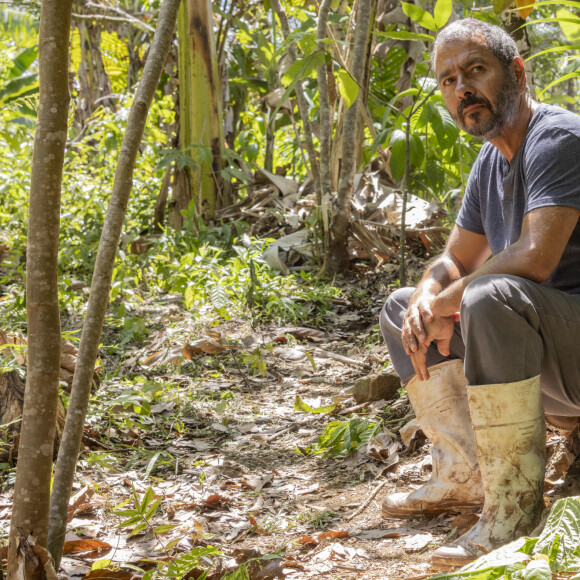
[401,294,455,381]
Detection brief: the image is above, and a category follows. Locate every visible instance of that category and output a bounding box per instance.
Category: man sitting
[380,18,580,567]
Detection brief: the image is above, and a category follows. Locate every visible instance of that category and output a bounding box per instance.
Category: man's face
[435,37,522,140]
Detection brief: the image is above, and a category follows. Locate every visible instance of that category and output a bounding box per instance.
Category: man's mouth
[462,103,486,116]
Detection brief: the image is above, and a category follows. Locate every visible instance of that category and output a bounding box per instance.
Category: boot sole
[382,501,482,517]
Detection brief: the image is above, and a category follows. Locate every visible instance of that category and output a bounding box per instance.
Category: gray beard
[456,73,521,140]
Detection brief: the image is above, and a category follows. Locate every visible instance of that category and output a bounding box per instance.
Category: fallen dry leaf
[201,494,230,510]
[317,530,349,541]
[63,539,113,555]
[84,569,134,579]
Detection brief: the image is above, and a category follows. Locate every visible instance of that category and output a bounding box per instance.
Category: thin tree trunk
[317,0,333,200]
[270,0,322,201]
[321,0,373,276]
[7,0,73,576]
[154,163,173,232]
[47,0,181,568]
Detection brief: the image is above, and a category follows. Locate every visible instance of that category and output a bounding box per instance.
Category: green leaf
[389,129,425,181]
[493,0,513,13]
[221,564,250,580]
[128,521,148,537]
[140,487,156,513]
[375,30,435,41]
[144,498,162,521]
[528,43,580,60]
[400,2,437,31]
[280,51,326,87]
[534,496,580,566]
[118,515,143,528]
[337,69,359,109]
[556,8,580,40]
[433,0,453,29]
[523,559,551,580]
[153,524,178,534]
[91,559,112,571]
[294,395,336,414]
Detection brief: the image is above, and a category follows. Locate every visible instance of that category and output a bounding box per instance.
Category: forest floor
[1,264,579,580]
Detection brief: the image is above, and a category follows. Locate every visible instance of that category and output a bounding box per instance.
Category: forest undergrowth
[1,225,579,579]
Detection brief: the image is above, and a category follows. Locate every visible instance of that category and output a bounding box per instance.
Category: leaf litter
[2,270,580,579]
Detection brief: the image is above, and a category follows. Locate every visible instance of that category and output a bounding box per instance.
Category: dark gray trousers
[380,274,580,416]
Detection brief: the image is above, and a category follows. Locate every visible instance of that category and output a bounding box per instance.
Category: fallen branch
[314,348,372,370]
[345,479,388,521]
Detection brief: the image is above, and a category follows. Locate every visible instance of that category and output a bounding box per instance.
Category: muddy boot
[431,375,546,568]
[382,360,483,517]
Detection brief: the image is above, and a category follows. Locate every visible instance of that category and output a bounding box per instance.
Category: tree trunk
[7,0,73,576]
[321,0,373,276]
[271,0,322,202]
[501,4,536,97]
[170,0,224,227]
[47,0,181,568]
[74,0,115,125]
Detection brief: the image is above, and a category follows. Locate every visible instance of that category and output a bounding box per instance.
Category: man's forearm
[416,252,467,297]
[431,240,547,317]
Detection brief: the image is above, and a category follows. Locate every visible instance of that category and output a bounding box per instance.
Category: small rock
[352,373,401,403]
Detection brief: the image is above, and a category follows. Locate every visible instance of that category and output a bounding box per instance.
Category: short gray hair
[432,18,520,72]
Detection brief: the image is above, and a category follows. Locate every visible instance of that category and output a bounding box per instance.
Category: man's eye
[442,77,454,86]
[473,65,483,72]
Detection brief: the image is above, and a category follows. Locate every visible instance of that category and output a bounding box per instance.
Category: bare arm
[432,205,580,317]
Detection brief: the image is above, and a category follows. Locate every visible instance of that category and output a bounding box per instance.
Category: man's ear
[513,57,527,90]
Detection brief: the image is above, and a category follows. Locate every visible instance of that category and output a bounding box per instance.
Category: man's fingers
[410,346,429,381]
[437,337,451,357]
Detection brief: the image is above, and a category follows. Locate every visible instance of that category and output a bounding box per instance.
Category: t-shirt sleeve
[456,154,486,235]
[525,128,580,213]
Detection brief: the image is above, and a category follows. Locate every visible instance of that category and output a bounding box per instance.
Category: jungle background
[2,0,580,578]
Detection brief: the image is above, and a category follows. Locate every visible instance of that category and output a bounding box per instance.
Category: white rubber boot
[382,360,484,517]
[431,375,546,568]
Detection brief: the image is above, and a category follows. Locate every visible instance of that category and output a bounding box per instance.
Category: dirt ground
[1,267,578,580]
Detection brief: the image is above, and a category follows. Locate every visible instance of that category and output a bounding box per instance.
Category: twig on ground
[313,348,372,370]
[345,479,388,521]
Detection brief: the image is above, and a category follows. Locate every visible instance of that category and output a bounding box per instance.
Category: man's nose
[455,75,474,99]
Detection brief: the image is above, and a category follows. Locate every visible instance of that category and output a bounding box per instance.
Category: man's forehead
[434,35,497,74]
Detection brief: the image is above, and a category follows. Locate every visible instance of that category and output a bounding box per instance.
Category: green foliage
[303,417,383,458]
[294,395,337,414]
[114,486,177,538]
[429,496,580,579]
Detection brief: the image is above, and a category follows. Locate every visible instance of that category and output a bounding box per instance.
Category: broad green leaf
[401,2,437,31]
[556,8,580,41]
[280,51,326,87]
[534,496,580,565]
[433,0,453,29]
[375,30,435,41]
[337,69,359,109]
[389,129,425,181]
[221,564,250,580]
[294,395,337,414]
[523,559,551,580]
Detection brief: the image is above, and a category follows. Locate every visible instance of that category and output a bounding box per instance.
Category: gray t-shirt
[457,103,580,293]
